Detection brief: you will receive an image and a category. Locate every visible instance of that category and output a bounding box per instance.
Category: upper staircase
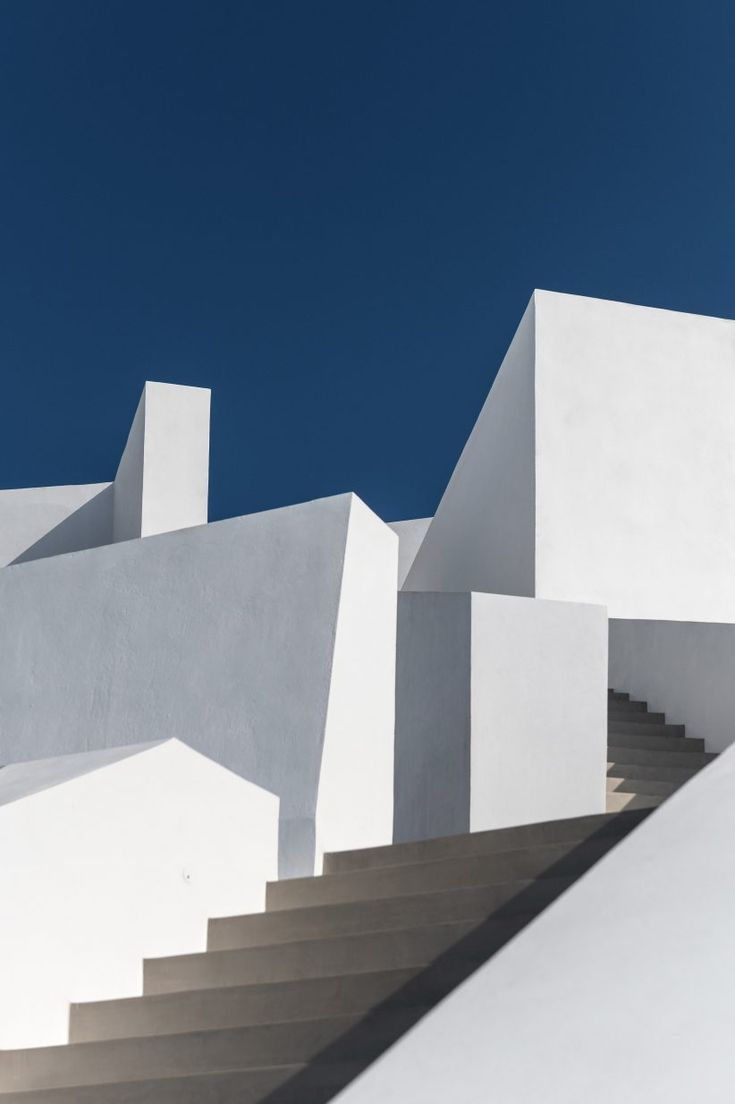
[606,688,715,811]
[0,687,715,1102]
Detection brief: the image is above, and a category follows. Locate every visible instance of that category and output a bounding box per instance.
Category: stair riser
[607,747,713,769]
[323,810,648,875]
[0,1064,364,1104]
[608,710,664,724]
[607,762,701,784]
[144,919,504,996]
[607,777,678,797]
[209,876,572,951]
[1,1012,420,1092]
[609,721,685,737]
[607,733,704,753]
[70,964,471,1044]
[607,700,647,712]
[268,838,618,911]
[606,792,663,812]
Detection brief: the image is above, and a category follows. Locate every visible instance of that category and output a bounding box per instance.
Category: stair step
[607,746,715,769]
[209,874,573,952]
[607,731,704,753]
[607,776,679,797]
[0,1062,365,1103]
[71,960,476,1044]
[607,698,647,713]
[322,809,648,875]
[606,761,703,785]
[604,710,662,728]
[0,1010,421,1092]
[608,690,629,701]
[269,836,620,911]
[143,916,529,996]
[606,791,664,812]
[608,720,685,737]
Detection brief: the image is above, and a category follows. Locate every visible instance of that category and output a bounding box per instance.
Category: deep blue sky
[1,2,734,522]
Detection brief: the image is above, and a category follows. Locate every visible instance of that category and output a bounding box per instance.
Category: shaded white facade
[0,740,278,1049]
[388,517,432,588]
[395,592,607,842]
[0,492,396,877]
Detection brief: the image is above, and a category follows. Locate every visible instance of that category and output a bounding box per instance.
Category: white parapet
[395,592,607,841]
[405,291,735,622]
[0,740,278,1049]
[333,739,734,1104]
[0,492,397,877]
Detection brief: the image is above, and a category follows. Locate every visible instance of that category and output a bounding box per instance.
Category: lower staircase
[0,688,715,1102]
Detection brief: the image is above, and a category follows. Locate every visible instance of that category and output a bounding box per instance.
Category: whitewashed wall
[407,291,735,622]
[0,493,396,876]
[0,740,278,1049]
[388,518,431,588]
[335,743,733,1104]
[395,592,607,841]
[403,299,535,598]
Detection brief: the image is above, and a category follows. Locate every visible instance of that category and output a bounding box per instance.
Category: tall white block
[0,493,397,877]
[395,592,607,841]
[406,291,735,622]
[113,380,210,541]
[0,740,278,1049]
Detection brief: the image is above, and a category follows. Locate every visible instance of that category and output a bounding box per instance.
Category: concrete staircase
[607,688,715,812]
[0,689,714,1102]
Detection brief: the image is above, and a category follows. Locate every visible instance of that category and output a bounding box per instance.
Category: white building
[1,294,734,1101]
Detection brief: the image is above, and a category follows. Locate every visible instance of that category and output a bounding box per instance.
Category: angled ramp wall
[0,493,396,876]
[0,740,278,1049]
[335,748,735,1104]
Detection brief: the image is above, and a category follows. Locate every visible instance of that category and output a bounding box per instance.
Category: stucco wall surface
[405,290,735,622]
[534,291,735,620]
[394,592,606,842]
[388,518,432,588]
[0,483,113,566]
[335,746,735,1104]
[113,380,210,541]
[403,298,535,597]
[609,618,735,753]
[0,493,397,876]
[0,740,278,1049]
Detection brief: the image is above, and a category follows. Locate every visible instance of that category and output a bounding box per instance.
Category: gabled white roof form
[0,738,278,1049]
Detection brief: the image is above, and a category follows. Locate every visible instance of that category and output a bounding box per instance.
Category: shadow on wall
[10,486,114,566]
[253,814,648,1104]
